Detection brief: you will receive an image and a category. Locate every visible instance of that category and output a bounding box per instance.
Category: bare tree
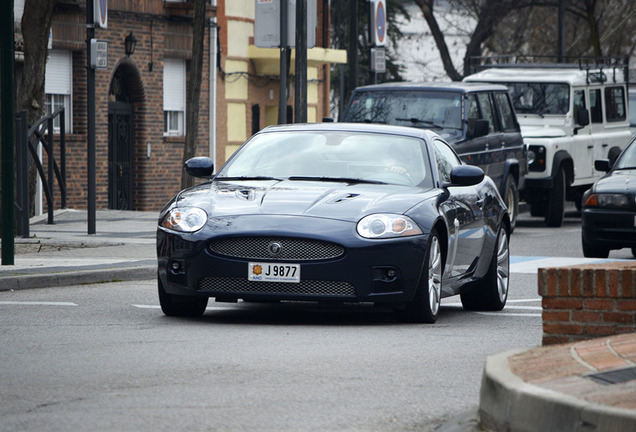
[416,0,636,81]
[181,0,207,190]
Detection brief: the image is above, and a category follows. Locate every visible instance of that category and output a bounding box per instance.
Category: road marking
[0,301,77,306]
[506,298,541,303]
[132,304,228,310]
[510,256,629,274]
[477,312,541,317]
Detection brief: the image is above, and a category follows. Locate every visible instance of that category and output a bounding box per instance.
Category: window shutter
[45,50,72,95]
[163,58,185,111]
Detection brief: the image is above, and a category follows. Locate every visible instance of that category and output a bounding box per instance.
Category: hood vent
[329,193,361,203]
[236,189,255,201]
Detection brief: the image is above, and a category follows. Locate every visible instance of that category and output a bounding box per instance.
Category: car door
[432,138,486,281]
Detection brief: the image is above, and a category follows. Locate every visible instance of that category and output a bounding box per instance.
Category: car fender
[501,159,520,194]
[552,150,574,185]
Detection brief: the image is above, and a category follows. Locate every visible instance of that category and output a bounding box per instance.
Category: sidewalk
[0,209,157,290]
[479,332,636,431]
[1,209,635,431]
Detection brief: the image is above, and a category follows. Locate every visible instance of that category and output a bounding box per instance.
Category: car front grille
[198,277,356,297]
[208,237,344,261]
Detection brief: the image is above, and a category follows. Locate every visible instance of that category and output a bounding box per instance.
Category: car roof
[350,81,510,94]
[258,122,441,141]
[465,67,627,86]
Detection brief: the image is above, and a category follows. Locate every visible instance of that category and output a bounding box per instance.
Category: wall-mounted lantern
[125,32,137,56]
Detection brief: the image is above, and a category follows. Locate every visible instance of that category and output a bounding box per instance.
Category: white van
[465,57,631,227]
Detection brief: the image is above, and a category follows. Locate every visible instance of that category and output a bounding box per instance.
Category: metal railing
[15,109,67,238]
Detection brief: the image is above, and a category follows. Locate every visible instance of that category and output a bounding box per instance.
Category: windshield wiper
[287,176,387,185]
[215,176,282,181]
[394,117,444,129]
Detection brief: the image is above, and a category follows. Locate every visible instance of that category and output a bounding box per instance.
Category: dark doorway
[108,69,134,210]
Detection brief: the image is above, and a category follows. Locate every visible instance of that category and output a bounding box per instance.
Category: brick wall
[539,262,636,345]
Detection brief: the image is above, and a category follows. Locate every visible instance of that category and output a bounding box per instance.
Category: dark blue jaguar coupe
[157,123,511,323]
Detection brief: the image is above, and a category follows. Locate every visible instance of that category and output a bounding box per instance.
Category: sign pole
[86,0,96,234]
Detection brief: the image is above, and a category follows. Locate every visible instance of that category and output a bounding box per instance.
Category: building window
[45,50,72,133]
[163,58,186,136]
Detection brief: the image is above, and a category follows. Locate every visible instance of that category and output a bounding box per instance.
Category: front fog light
[161,207,208,232]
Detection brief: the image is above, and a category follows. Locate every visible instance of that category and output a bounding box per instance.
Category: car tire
[632,247,636,258]
[461,225,510,311]
[545,166,565,227]
[158,277,208,317]
[396,230,443,324]
[504,175,518,233]
[582,236,609,259]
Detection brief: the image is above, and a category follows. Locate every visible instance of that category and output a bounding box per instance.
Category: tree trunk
[415,0,462,81]
[18,0,57,122]
[18,0,58,217]
[181,0,207,190]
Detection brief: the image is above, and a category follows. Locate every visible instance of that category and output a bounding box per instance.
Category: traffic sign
[371,0,387,47]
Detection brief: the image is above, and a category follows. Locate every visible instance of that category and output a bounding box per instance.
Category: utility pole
[346,0,358,104]
[1,0,15,265]
[557,0,565,62]
[294,0,307,123]
[278,0,289,124]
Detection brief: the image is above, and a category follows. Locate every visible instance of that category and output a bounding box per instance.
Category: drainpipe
[209,0,218,169]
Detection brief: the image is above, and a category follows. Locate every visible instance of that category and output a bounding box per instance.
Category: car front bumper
[157,216,430,306]
[582,208,636,250]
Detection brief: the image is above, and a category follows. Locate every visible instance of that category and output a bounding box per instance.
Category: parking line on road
[0,301,77,306]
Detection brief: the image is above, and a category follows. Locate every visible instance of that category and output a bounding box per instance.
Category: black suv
[342,82,527,229]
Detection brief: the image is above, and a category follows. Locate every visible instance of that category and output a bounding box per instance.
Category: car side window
[605,86,626,122]
[573,89,586,122]
[466,94,480,137]
[477,92,496,133]
[433,139,461,183]
[494,92,518,132]
[590,89,603,123]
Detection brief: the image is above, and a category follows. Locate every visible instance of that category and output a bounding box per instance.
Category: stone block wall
[539,262,636,345]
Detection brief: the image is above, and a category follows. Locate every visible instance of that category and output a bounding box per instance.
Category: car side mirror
[185,157,215,178]
[594,159,611,173]
[576,108,590,126]
[449,165,485,186]
[574,108,590,135]
[468,119,489,139]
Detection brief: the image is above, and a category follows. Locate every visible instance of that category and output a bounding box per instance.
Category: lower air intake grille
[198,277,356,297]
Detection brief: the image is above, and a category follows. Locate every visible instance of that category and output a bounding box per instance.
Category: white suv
[465,58,631,227]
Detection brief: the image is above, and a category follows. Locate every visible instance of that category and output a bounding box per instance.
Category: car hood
[174,179,436,223]
[593,170,636,194]
[520,125,567,138]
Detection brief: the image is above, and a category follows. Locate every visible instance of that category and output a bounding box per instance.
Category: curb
[479,349,636,432]
[0,265,156,291]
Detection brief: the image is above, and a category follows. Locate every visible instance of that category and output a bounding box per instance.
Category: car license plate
[248,262,300,283]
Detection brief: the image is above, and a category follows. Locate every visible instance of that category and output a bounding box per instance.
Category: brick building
[14,0,345,212]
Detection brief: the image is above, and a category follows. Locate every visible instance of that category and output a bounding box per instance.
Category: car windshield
[505,82,570,115]
[217,130,432,187]
[343,90,464,133]
[614,139,636,170]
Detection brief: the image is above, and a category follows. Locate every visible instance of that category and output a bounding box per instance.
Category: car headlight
[357,214,423,239]
[584,193,630,209]
[160,207,208,232]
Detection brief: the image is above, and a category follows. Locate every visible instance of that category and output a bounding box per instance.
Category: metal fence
[15,109,66,238]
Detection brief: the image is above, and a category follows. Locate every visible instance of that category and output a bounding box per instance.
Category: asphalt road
[0,209,629,432]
